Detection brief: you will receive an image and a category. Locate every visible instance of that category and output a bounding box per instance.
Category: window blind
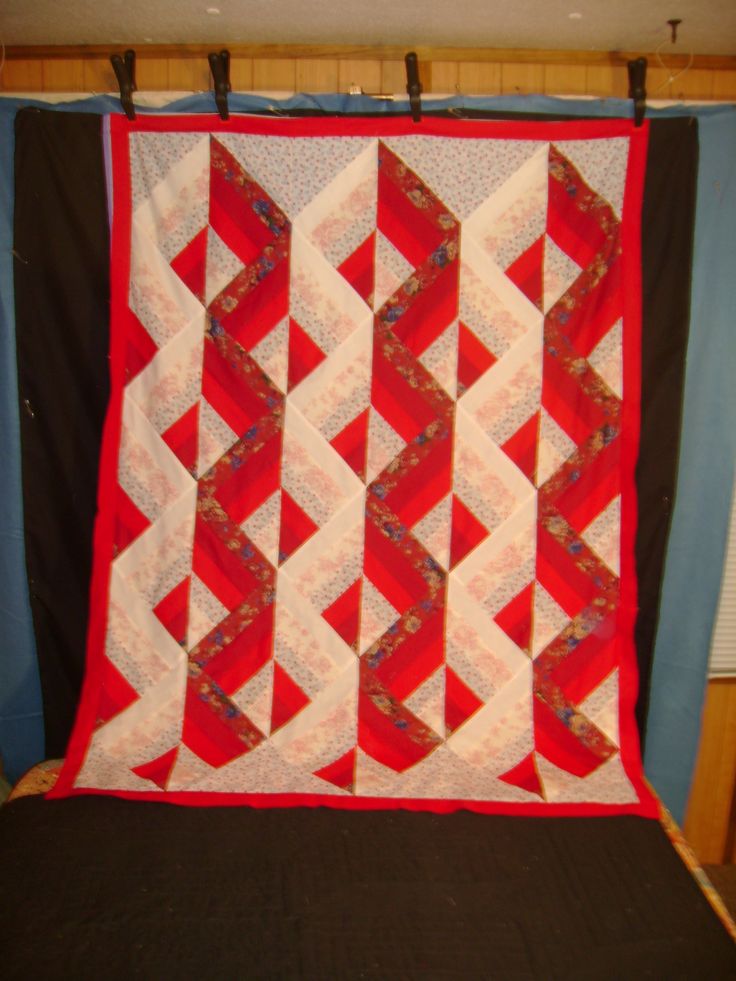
[709,483,736,676]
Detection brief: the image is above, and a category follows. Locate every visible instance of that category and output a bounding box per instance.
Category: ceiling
[2,0,735,56]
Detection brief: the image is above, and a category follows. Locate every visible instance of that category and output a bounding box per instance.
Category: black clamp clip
[208,50,232,121]
[110,49,137,121]
[405,52,422,123]
[627,57,647,128]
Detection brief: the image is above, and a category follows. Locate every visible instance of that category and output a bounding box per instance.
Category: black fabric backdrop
[14,109,110,755]
[13,109,696,758]
[634,116,698,735]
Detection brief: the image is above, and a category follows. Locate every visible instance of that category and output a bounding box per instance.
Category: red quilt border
[50,114,657,818]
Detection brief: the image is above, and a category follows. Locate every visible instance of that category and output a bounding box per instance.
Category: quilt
[52,115,656,815]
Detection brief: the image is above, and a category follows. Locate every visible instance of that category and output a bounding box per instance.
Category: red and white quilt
[53,115,656,815]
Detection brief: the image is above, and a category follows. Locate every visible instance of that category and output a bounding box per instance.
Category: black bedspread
[1,796,734,979]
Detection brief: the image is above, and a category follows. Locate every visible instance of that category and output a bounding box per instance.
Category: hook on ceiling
[654,19,694,95]
[667,19,682,44]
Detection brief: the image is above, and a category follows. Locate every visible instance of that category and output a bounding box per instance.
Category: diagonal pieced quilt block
[52,116,656,817]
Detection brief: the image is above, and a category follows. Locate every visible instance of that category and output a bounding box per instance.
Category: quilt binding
[50,114,657,817]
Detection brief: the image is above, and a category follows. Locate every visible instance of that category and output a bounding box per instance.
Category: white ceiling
[2,0,735,55]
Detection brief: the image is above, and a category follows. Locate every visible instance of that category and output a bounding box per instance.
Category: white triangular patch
[366,407,406,484]
[198,396,239,478]
[187,741,338,796]
[535,752,637,805]
[250,316,289,394]
[166,741,218,791]
[578,668,619,745]
[555,138,628,219]
[218,133,372,220]
[464,144,548,271]
[412,493,451,570]
[404,667,446,740]
[231,660,275,738]
[374,229,414,311]
[131,135,209,263]
[360,576,399,655]
[543,234,582,312]
[187,573,229,651]
[205,225,244,307]
[76,745,165,793]
[419,320,458,401]
[581,495,621,576]
[241,489,281,568]
[537,407,576,486]
[445,605,514,703]
[295,142,378,269]
[531,581,569,658]
[588,319,623,399]
[130,132,206,210]
[384,136,541,222]
[126,316,203,438]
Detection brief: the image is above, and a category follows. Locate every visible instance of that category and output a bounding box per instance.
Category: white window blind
[709,482,736,676]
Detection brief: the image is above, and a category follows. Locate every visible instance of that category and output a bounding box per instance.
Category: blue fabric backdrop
[0,98,42,782]
[643,108,736,822]
[1,92,734,822]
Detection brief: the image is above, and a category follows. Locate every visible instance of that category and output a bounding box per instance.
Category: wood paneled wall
[684,678,736,865]
[2,45,736,100]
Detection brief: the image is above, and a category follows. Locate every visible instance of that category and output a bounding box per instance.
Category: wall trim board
[5,44,736,72]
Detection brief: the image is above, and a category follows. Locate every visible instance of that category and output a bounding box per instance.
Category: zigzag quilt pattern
[55,116,655,815]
